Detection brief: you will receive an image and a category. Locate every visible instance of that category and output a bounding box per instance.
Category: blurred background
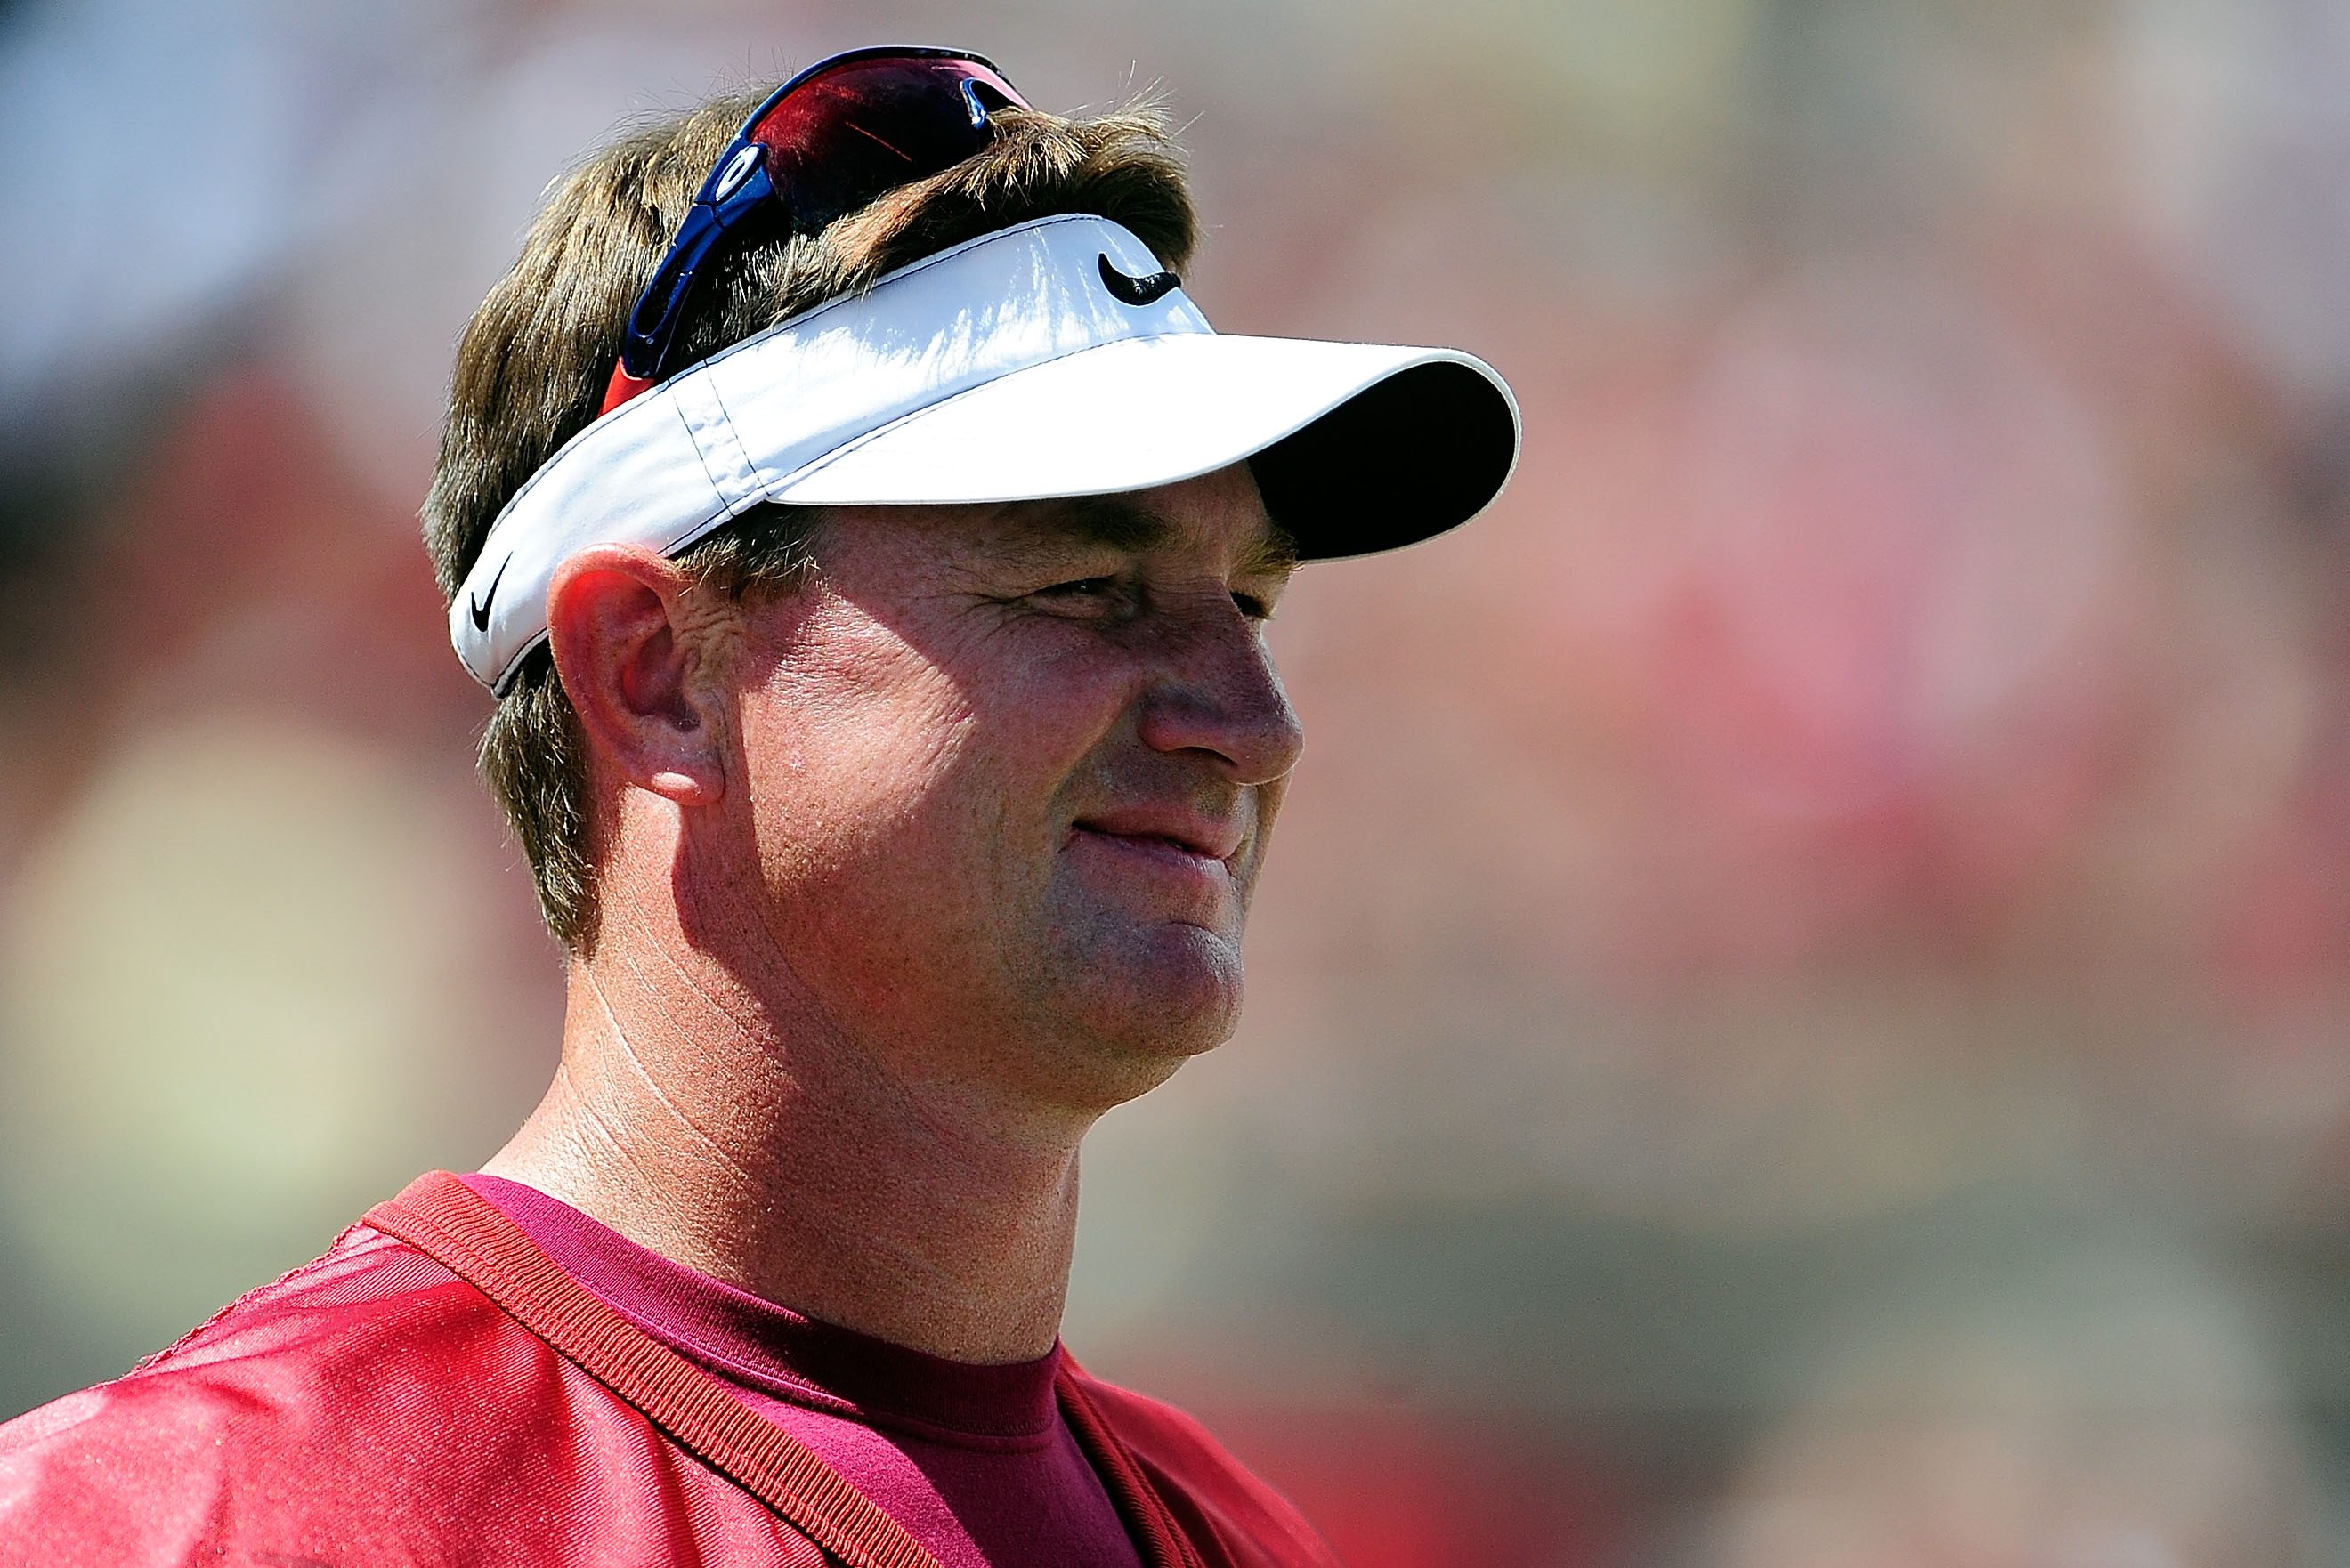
[4,0,2350,1562]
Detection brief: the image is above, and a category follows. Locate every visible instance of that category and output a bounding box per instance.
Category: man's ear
[546,544,730,806]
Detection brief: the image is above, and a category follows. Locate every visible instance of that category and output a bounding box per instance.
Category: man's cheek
[1253,775,1292,853]
[1229,781,1290,911]
[804,683,979,807]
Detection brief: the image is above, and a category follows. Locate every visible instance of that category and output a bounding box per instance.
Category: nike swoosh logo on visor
[1098,253,1180,307]
[469,555,511,633]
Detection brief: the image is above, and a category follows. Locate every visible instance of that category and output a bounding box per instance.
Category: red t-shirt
[0,1171,1339,1568]
[462,1173,1142,1568]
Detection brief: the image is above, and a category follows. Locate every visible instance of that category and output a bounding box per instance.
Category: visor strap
[672,373,764,513]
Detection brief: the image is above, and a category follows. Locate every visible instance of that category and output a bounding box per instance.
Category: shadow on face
[679,463,1307,1115]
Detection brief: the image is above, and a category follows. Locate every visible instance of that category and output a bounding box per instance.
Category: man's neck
[482,925,1089,1365]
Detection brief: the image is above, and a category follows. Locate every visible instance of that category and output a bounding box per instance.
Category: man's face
[713,462,1304,1111]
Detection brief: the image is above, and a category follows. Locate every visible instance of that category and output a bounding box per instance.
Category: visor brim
[767,332,1521,557]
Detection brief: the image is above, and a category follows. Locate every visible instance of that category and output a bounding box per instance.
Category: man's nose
[1135,607,1306,787]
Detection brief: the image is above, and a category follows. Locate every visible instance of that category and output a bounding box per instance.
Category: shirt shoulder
[1067,1365,1342,1568]
[0,1223,823,1568]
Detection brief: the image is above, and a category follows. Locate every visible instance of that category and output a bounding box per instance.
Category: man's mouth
[1069,809,1242,864]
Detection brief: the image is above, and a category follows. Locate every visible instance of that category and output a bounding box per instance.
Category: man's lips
[1070,830,1228,887]
[1069,808,1244,864]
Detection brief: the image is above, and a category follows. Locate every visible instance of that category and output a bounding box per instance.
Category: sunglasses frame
[604,45,1027,412]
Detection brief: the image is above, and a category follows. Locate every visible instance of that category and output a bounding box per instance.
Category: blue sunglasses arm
[617,154,777,384]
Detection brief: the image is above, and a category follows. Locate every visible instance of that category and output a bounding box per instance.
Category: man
[0,47,1517,1566]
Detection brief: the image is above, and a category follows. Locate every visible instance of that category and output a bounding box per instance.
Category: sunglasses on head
[603,45,1029,415]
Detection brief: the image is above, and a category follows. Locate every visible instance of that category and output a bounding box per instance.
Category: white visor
[451,213,1520,691]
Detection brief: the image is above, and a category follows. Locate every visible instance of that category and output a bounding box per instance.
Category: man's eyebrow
[1240,521,1301,579]
[1039,497,1171,554]
[1006,497,1300,577]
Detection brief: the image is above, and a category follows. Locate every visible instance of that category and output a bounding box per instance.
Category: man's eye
[1040,578,1117,598]
[1232,592,1275,622]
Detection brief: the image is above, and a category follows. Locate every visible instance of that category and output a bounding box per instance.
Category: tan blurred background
[7,0,2350,1562]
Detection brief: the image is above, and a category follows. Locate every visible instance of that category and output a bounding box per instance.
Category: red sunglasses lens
[748,56,1029,236]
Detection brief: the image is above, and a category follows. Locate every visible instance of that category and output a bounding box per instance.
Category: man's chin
[1053,920,1247,1070]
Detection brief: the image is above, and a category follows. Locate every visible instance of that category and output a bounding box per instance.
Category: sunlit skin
[484,462,1304,1362]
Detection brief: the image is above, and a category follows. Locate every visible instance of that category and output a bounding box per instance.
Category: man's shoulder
[1,1222,497,1456]
[1066,1362,1342,1568]
[0,1220,809,1566]
[0,1225,523,1556]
